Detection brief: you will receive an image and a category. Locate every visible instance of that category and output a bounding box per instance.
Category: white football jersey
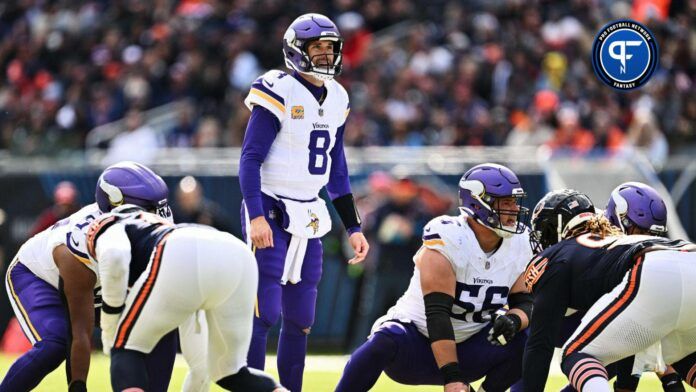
[17,203,101,289]
[381,214,533,343]
[244,70,350,200]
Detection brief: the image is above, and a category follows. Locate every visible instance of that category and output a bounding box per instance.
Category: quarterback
[238,13,369,392]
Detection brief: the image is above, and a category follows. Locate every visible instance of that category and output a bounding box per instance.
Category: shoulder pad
[244,70,290,120]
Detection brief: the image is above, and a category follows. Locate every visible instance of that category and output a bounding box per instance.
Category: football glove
[487,312,521,346]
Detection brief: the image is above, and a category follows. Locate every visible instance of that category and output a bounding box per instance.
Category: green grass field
[0,353,666,391]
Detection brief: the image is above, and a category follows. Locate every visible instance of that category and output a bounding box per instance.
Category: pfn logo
[592,20,658,91]
[608,40,642,74]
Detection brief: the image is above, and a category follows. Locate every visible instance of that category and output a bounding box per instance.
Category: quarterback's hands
[250,216,274,249]
[347,232,369,264]
[487,312,521,346]
[100,311,120,355]
[444,382,470,392]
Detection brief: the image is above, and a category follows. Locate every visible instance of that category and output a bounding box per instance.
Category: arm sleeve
[522,262,571,392]
[239,105,281,219]
[95,224,132,308]
[326,123,352,200]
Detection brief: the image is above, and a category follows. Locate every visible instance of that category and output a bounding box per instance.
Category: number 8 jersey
[381,214,533,343]
[244,70,350,200]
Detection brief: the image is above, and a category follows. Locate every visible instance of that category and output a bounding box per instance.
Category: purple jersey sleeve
[239,105,281,219]
[326,123,351,200]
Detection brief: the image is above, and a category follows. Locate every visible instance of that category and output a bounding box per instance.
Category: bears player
[552,182,678,392]
[239,13,369,392]
[2,162,176,392]
[336,163,534,392]
[523,189,696,392]
[85,205,287,392]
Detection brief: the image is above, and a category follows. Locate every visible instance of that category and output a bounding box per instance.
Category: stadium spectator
[0,1,691,153]
[29,181,81,236]
[174,175,235,235]
[102,109,161,166]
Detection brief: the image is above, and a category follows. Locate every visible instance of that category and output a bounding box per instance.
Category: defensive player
[336,163,534,392]
[2,162,176,392]
[86,205,287,392]
[239,13,369,392]
[554,182,677,392]
[523,189,696,392]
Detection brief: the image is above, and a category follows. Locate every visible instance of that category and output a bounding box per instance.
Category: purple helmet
[604,182,667,236]
[459,163,529,238]
[95,161,172,221]
[283,13,343,81]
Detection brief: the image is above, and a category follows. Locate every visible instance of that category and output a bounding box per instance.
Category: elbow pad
[424,292,455,343]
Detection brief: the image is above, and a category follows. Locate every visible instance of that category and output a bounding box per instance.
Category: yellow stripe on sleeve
[249,89,286,114]
[423,239,445,247]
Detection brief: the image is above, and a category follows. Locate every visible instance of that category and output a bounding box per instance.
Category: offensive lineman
[239,13,369,392]
[2,162,177,392]
[336,163,534,392]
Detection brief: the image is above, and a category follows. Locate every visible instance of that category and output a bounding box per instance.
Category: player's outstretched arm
[54,244,96,390]
[418,248,470,392]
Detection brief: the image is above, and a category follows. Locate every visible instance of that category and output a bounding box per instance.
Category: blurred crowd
[0,0,693,162]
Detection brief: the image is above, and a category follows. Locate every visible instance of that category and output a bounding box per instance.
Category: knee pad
[671,352,696,388]
[561,352,608,392]
[111,349,148,391]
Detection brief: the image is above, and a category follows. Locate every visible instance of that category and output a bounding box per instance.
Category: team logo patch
[591,19,659,91]
[291,106,304,119]
[306,210,320,235]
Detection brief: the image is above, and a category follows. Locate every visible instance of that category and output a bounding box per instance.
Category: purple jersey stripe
[423,233,442,240]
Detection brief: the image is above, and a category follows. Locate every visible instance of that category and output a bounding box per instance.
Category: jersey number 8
[308,130,330,175]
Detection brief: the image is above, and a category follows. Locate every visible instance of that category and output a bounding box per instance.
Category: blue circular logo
[592,20,658,90]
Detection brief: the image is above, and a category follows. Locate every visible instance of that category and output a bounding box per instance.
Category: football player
[238,13,369,392]
[605,181,668,237]
[523,189,696,392]
[2,162,176,392]
[336,163,534,392]
[86,205,287,392]
[553,182,679,392]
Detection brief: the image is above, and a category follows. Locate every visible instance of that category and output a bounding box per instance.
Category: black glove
[487,313,521,346]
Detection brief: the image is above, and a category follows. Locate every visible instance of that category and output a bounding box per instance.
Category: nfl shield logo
[318,108,324,117]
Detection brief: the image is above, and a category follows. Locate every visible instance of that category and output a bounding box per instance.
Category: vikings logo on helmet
[306,211,320,235]
[604,182,667,236]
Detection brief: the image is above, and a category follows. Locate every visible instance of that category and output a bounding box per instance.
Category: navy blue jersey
[87,212,175,287]
[522,233,693,392]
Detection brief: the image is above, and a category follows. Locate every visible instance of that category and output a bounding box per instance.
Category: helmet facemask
[459,179,529,239]
[283,14,344,81]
